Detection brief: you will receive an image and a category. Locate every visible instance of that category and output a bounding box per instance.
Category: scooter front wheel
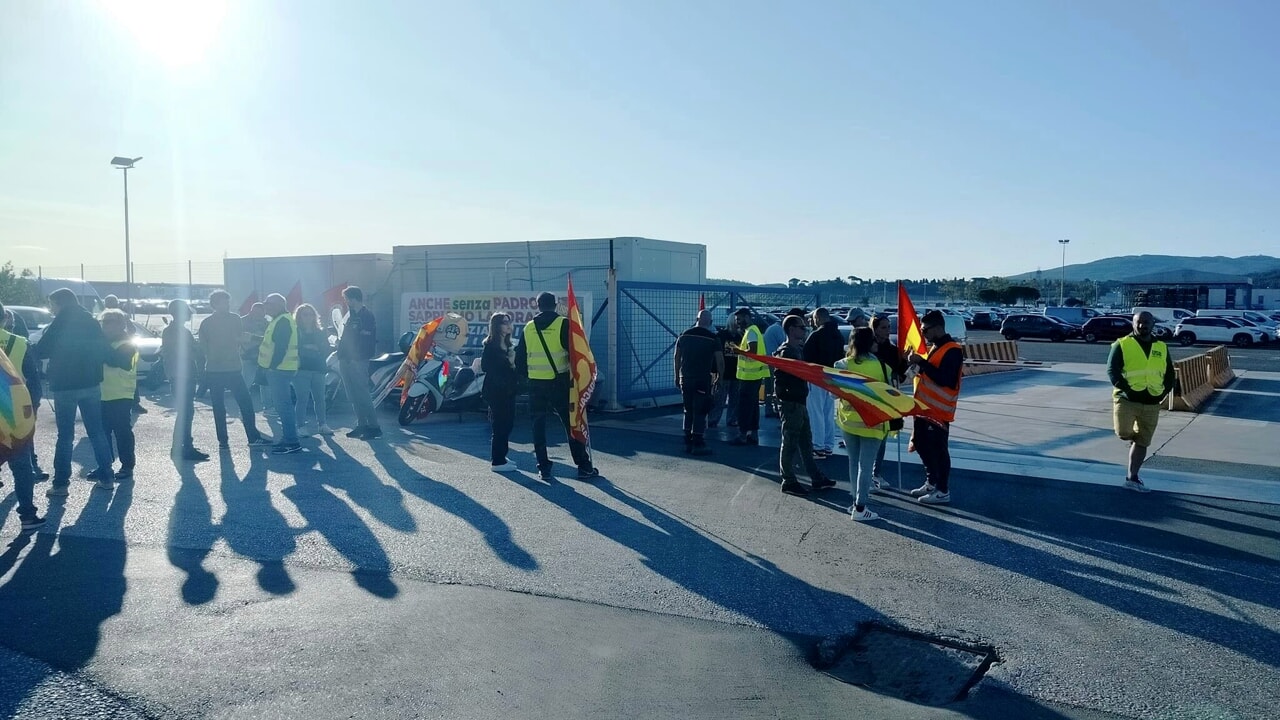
[398,394,425,426]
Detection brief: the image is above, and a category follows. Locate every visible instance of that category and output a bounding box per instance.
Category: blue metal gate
[614,282,821,406]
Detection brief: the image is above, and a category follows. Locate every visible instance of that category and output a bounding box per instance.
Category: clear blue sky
[2,0,1277,284]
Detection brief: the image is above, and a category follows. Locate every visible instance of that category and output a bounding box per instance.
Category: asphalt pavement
[1,381,1277,719]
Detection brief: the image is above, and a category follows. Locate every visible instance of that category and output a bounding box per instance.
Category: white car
[1174,317,1268,347]
[6,305,53,345]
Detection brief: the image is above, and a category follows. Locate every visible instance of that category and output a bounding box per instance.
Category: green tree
[0,262,42,306]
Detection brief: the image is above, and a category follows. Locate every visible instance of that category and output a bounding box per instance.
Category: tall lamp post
[1058,238,1070,306]
[111,156,143,305]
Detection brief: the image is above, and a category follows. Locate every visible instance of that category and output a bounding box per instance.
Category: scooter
[325,330,414,409]
[396,349,486,426]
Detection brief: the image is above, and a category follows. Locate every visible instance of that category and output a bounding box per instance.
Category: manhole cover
[816,625,997,705]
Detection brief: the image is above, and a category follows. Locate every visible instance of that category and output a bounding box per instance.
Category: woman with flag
[835,328,891,522]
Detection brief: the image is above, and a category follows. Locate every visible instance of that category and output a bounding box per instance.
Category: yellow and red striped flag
[567,275,597,445]
[897,281,924,355]
[0,347,36,465]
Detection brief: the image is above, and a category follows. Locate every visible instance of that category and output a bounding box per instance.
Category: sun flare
[100,0,228,68]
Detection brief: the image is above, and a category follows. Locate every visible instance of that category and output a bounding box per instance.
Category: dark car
[1000,314,1080,342]
[1080,316,1137,344]
[970,311,1000,330]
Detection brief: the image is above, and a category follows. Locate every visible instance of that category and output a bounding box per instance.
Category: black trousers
[913,417,951,493]
[172,378,196,451]
[737,379,762,434]
[101,398,136,470]
[204,370,262,444]
[681,378,712,439]
[529,380,591,472]
[488,392,516,465]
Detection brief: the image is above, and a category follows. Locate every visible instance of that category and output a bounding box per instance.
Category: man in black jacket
[35,288,116,495]
[674,309,724,455]
[803,308,845,458]
[775,315,833,495]
[337,286,382,439]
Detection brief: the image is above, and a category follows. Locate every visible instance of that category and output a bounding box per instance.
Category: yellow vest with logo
[0,329,28,380]
[1115,335,1167,398]
[259,315,299,371]
[835,356,891,439]
[735,325,769,381]
[102,339,138,401]
[524,316,568,380]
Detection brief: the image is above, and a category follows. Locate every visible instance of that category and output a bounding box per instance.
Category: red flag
[237,292,259,316]
[743,352,923,426]
[286,282,304,311]
[699,293,706,311]
[567,275,597,445]
[897,282,924,356]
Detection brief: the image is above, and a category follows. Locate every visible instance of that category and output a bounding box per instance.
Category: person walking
[870,315,907,487]
[337,286,382,439]
[708,320,740,429]
[0,344,45,531]
[674,309,724,455]
[99,309,138,483]
[481,312,519,472]
[907,310,964,505]
[259,293,302,454]
[836,328,891,521]
[1,304,48,481]
[292,304,333,436]
[163,300,211,462]
[198,290,269,450]
[773,314,834,495]
[35,288,116,495]
[514,292,598,482]
[803,307,844,458]
[729,308,768,445]
[240,302,272,414]
[1107,311,1176,493]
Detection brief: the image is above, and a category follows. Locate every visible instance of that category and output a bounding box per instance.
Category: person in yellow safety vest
[906,310,964,506]
[514,292,598,482]
[729,307,769,445]
[259,292,302,455]
[100,309,139,480]
[835,327,891,522]
[0,340,45,531]
[1106,311,1177,493]
[1,303,49,481]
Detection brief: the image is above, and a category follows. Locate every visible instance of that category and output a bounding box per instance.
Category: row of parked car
[5,304,168,388]
[999,309,1280,348]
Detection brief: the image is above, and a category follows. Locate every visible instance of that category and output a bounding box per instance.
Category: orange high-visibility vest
[913,340,963,423]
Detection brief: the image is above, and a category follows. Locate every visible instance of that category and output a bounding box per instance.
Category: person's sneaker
[34,468,50,481]
[813,450,831,460]
[45,485,70,498]
[20,515,46,531]
[918,490,951,505]
[86,468,112,481]
[345,427,367,439]
[491,461,519,473]
[363,427,383,439]
[272,443,303,455]
[811,476,836,491]
[780,480,810,496]
[317,424,335,436]
[94,478,115,490]
[181,448,211,462]
[909,482,936,498]
[1124,477,1151,493]
[850,507,880,522]
[538,467,555,482]
[248,436,273,447]
[577,467,601,481]
[114,468,133,480]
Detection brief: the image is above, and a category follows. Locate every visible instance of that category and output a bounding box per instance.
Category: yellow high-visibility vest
[0,330,28,380]
[835,356,890,439]
[102,339,138,401]
[524,317,568,380]
[735,325,768,381]
[258,315,299,371]
[1115,335,1167,398]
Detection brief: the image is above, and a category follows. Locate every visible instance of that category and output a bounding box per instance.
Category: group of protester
[0,285,385,532]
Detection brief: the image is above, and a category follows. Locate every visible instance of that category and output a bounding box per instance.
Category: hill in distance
[1009,254,1280,283]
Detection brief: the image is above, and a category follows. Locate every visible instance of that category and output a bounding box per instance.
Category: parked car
[1174,317,1268,347]
[1000,314,1080,342]
[1080,316,1138,343]
[5,305,54,345]
[1044,306,1100,326]
[129,323,167,388]
[969,311,1000,330]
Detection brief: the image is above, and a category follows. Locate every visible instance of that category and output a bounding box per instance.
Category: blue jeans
[843,431,881,511]
[52,386,115,483]
[3,442,39,520]
[267,369,298,444]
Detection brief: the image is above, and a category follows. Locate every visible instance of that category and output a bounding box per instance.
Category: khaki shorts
[1113,397,1161,447]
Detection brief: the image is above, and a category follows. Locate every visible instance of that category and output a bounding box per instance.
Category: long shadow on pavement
[0,482,132,717]
[218,451,299,596]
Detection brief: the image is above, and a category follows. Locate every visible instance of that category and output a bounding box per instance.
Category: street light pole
[111,156,142,306]
[1058,238,1070,305]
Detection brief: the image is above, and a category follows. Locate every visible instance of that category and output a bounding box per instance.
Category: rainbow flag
[743,352,924,426]
[567,275,597,445]
[897,281,924,356]
[0,347,35,465]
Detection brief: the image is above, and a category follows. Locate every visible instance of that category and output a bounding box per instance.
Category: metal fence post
[606,268,621,411]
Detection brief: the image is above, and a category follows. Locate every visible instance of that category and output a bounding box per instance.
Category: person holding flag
[835,328,892,521]
[515,291,599,482]
[906,309,964,505]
